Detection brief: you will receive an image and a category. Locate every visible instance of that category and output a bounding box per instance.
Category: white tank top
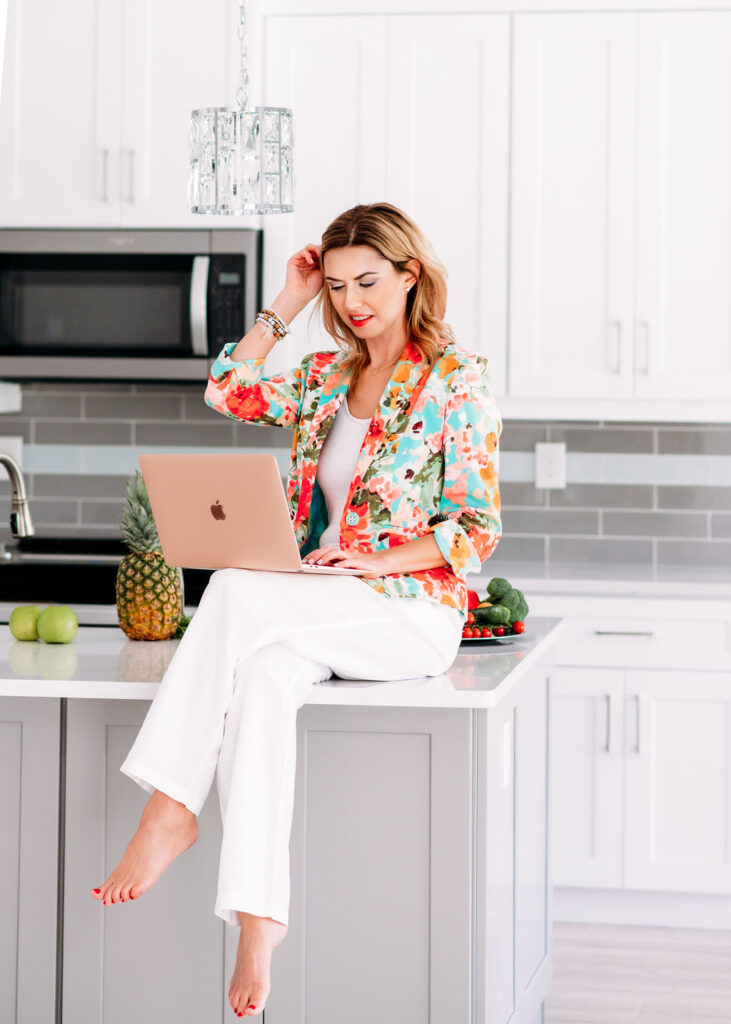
[316,397,371,548]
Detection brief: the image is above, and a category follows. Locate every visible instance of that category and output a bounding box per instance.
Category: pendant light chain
[188,0,294,214]
[235,0,249,110]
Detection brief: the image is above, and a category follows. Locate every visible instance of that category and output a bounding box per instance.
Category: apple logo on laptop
[210,500,226,521]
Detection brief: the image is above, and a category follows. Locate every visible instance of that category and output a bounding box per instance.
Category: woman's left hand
[302,545,395,579]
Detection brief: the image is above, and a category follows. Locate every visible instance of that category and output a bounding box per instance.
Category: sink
[0,536,213,605]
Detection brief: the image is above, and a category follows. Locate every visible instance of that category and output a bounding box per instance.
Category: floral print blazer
[204,337,502,616]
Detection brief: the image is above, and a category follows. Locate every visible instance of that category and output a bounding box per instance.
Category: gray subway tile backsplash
[32,499,79,526]
[549,536,654,567]
[482,535,547,565]
[711,514,731,539]
[658,429,731,456]
[35,421,133,445]
[183,394,229,421]
[499,481,547,508]
[134,421,234,446]
[85,394,183,420]
[81,501,125,525]
[548,426,655,453]
[19,394,84,419]
[656,539,731,568]
[499,423,549,452]
[547,483,654,509]
[3,380,731,575]
[233,422,293,447]
[657,485,731,511]
[502,508,599,536]
[602,510,708,538]
[0,417,33,442]
[33,474,127,499]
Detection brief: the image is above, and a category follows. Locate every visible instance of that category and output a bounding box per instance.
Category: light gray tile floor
[546,922,731,1024]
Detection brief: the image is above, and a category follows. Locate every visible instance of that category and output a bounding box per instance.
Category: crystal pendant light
[188,0,294,215]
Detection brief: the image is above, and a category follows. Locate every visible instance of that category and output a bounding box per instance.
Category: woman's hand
[302,544,395,579]
[282,244,324,307]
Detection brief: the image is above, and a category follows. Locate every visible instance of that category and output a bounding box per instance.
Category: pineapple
[115,470,182,640]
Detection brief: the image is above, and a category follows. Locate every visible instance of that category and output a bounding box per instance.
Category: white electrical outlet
[0,436,23,480]
[534,442,567,489]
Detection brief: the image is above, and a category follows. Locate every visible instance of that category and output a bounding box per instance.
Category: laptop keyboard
[300,563,362,576]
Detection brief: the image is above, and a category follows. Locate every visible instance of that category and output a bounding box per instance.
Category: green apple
[37,605,79,644]
[37,642,79,681]
[9,604,42,641]
[8,640,40,677]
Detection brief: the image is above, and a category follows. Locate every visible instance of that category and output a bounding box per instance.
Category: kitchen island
[0,614,563,1024]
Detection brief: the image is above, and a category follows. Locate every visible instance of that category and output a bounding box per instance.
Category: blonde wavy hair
[309,202,455,382]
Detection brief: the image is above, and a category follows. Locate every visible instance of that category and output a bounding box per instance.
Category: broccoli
[500,588,529,624]
[487,577,512,601]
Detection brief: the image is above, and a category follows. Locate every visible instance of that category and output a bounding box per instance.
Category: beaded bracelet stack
[255,306,291,341]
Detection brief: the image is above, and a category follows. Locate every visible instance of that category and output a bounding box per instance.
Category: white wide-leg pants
[119,567,463,927]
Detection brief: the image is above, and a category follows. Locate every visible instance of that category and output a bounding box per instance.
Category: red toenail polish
[248,1006,256,1010]
[93,888,100,893]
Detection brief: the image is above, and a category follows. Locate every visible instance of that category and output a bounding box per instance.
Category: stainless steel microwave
[0,229,262,380]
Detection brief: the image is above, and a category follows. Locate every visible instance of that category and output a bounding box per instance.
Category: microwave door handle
[190,256,210,357]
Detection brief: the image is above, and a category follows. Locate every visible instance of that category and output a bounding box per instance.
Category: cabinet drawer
[553,616,731,667]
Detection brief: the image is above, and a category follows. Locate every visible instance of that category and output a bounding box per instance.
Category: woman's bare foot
[90,788,198,905]
[228,912,288,1017]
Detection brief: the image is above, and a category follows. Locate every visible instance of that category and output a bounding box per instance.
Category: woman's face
[322,245,419,339]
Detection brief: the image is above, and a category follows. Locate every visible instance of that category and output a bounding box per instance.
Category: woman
[90,202,502,1018]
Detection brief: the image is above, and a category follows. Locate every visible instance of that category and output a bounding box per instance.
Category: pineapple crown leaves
[120,470,162,553]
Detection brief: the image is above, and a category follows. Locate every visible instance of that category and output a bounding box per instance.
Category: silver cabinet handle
[100,148,110,203]
[593,630,654,637]
[189,256,210,357]
[126,149,135,203]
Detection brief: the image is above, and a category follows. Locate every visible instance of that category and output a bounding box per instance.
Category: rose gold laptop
[138,452,364,576]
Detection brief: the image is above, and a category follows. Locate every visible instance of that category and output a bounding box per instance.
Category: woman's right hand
[283,244,324,306]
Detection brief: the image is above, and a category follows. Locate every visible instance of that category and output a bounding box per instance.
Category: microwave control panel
[208,255,246,354]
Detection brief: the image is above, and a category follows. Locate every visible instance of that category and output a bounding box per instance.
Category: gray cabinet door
[514,665,552,1018]
[474,697,516,1024]
[266,703,474,1024]
[473,661,552,1024]
[0,697,60,1023]
[62,698,236,1024]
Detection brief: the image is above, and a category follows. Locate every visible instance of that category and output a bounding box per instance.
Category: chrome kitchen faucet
[0,453,34,541]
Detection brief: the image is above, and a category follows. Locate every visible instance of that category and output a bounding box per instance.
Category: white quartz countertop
[0,616,564,709]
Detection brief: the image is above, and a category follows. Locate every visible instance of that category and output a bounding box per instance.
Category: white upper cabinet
[385,16,509,397]
[508,14,637,401]
[119,0,251,228]
[0,0,123,226]
[261,13,509,395]
[508,11,731,414]
[634,13,731,402]
[0,0,244,228]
